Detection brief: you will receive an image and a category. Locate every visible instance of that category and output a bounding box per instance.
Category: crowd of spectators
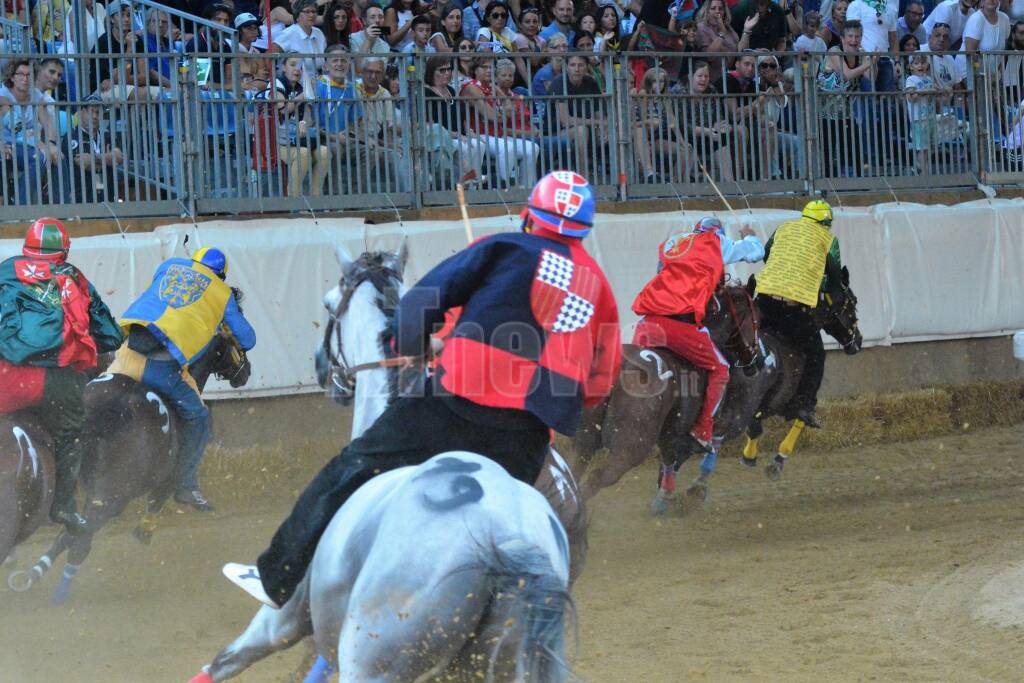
[4,0,1024,205]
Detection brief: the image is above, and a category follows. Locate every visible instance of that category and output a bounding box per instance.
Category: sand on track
[2,424,1023,682]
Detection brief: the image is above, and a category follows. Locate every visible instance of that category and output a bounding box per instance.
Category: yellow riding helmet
[802,199,833,226]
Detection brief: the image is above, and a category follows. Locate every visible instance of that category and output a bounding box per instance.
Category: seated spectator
[323,2,354,50]
[572,31,606,90]
[186,4,235,89]
[254,0,295,51]
[83,0,109,53]
[899,1,929,43]
[817,20,873,175]
[920,21,965,90]
[675,59,737,181]
[263,54,330,196]
[1003,21,1024,108]
[493,56,546,167]
[922,0,976,49]
[899,33,921,68]
[696,0,738,79]
[62,94,125,203]
[550,53,605,177]
[33,57,63,125]
[734,0,798,51]
[820,0,848,47]
[531,30,569,99]
[351,5,393,56]
[430,4,465,52]
[90,0,156,102]
[795,11,828,51]
[274,0,327,88]
[355,57,411,191]
[0,59,69,204]
[460,57,540,186]
[384,0,420,50]
[595,5,624,51]
[235,13,272,92]
[403,14,438,52]
[313,44,361,142]
[719,52,757,176]
[514,8,548,83]
[542,0,577,41]
[632,66,695,182]
[454,38,480,91]
[423,56,486,184]
[477,1,519,52]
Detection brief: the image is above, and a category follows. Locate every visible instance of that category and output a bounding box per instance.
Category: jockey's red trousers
[633,315,730,443]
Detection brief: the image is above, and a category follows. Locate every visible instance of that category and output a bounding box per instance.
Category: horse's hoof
[765,459,784,481]
[1,552,15,569]
[650,490,674,515]
[741,456,757,469]
[133,527,153,545]
[686,481,709,502]
[7,570,33,592]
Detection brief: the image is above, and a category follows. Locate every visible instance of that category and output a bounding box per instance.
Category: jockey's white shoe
[222,563,278,609]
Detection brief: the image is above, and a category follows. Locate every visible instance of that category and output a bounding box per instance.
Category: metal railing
[2,48,1021,221]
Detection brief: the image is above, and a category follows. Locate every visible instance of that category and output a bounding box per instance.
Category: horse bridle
[715,284,761,369]
[322,259,414,396]
[824,287,860,351]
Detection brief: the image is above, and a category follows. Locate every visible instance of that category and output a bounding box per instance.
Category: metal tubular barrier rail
[2,48,1022,221]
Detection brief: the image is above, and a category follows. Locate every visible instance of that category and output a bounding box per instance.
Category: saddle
[0,360,46,414]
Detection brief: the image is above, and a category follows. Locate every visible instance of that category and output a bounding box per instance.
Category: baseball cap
[105,0,135,15]
[234,12,260,29]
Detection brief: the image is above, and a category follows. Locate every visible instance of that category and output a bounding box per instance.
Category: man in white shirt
[273,0,326,80]
[350,5,393,58]
[898,1,929,43]
[923,0,977,48]
[847,0,899,91]
[920,21,965,89]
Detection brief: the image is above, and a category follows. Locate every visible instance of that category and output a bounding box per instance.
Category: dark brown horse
[8,303,251,602]
[0,414,55,568]
[571,282,762,503]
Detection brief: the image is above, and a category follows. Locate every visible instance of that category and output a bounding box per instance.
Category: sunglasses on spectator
[759,62,779,69]
[933,22,951,28]
[490,11,508,18]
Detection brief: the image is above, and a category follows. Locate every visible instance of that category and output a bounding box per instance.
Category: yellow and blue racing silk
[119,258,251,367]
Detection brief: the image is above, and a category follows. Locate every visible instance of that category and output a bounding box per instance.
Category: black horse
[9,296,251,602]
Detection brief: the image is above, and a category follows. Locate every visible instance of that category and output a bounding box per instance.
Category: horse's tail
[487,539,575,683]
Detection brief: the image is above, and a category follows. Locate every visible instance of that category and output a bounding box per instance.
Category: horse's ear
[335,245,354,271]
[396,239,409,275]
[746,274,757,295]
[841,265,850,286]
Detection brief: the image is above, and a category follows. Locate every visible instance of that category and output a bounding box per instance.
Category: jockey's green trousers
[29,367,88,518]
[257,394,551,607]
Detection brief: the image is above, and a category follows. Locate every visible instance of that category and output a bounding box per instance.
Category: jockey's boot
[795,408,821,429]
[50,508,90,536]
[175,488,215,512]
[50,458,89,535]
[222,562,278,608]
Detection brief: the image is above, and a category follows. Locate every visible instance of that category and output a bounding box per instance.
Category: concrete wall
[208,335,1024,451]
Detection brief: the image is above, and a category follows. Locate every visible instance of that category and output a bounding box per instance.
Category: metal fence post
[404,57,424,209]
[967,53,988,183]
[799,52,817,196]
[178,55,200,218]
[612,57,630,202]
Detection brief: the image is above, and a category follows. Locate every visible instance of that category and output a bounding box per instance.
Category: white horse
[192,451,573,682]
[316,245,588,583]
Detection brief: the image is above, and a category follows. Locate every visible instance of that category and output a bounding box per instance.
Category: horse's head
[818,267,863,355]
[191,287,252,391]
[316,243,408,407]
[704,277,762,374]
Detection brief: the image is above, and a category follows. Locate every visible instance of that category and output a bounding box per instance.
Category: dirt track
[3,424,1023,682]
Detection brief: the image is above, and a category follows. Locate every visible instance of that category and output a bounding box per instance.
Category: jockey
[754,199,844,428]
[0,218,124,534]
[112,247,256,512]
[224,170,621,608]
[632,216,765,452]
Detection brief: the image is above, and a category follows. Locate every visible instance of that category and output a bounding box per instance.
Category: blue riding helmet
[193,247,228,279]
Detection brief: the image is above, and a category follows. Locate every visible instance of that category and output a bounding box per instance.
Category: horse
[316,244,588,584]
[649,269,863,512]
[8,295,252,603]
[0,414,54,567]
[191,452,573,683]
[570,281,763,505]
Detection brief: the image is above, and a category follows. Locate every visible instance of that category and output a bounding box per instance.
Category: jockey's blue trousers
[140,358,210,492]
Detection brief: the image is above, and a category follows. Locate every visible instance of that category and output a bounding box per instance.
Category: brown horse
[0,414,55,567]
[571,282,762,503]
[8,298,251,602]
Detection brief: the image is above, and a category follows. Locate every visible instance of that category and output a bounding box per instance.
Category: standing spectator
[632,66,694,182]
[264,54,330,196]
[140,8,175,90]
[898,0,929,42]
[83,0,109,53]
[676,60,738,181]
[639,0,675,28]
[274,0,327,87]
[846,0,898,92]
[355,57,410,190]
[477,1,519,51]
[898,33,922,66]
[818,20,874,174]
[903,52,939,173]
[796,11,829,50]
[821,0,849,46]
[462,0,492,43]
[923,0,977,48]
[350,4,393,55]
[62,94,124,203]
[1002,20,1024,107]
[423,56,486,184]
[921,21,965,88]
[322,2,354,49]
[460,57,540,186]
[403,14,438,52]
[384,0,420,50]
[755,54,788,176]
[720,52,757,177]
[962,0,1010,52]
[735,0,798,51]
[550,53,605,178]
[254,0,294,50]
[430,4,465,51]
[696,0,738,80]
[542,0,577,41]
[514,7,548,83]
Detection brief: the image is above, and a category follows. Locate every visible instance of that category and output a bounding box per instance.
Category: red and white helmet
[693,216,723,234]
[521,171,596,238]
[23,217,70,262]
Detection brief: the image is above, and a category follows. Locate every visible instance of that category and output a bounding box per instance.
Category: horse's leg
[195,576,313,682]
[7,530,73,593]
[766,419,806,481]
[52,531,94,605]
[134,489,172,545]
[570,401,607,481]
[742,417,765,468]
[685,438,722,503]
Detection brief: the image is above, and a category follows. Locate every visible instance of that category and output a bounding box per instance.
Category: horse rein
[719,285,761,369]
